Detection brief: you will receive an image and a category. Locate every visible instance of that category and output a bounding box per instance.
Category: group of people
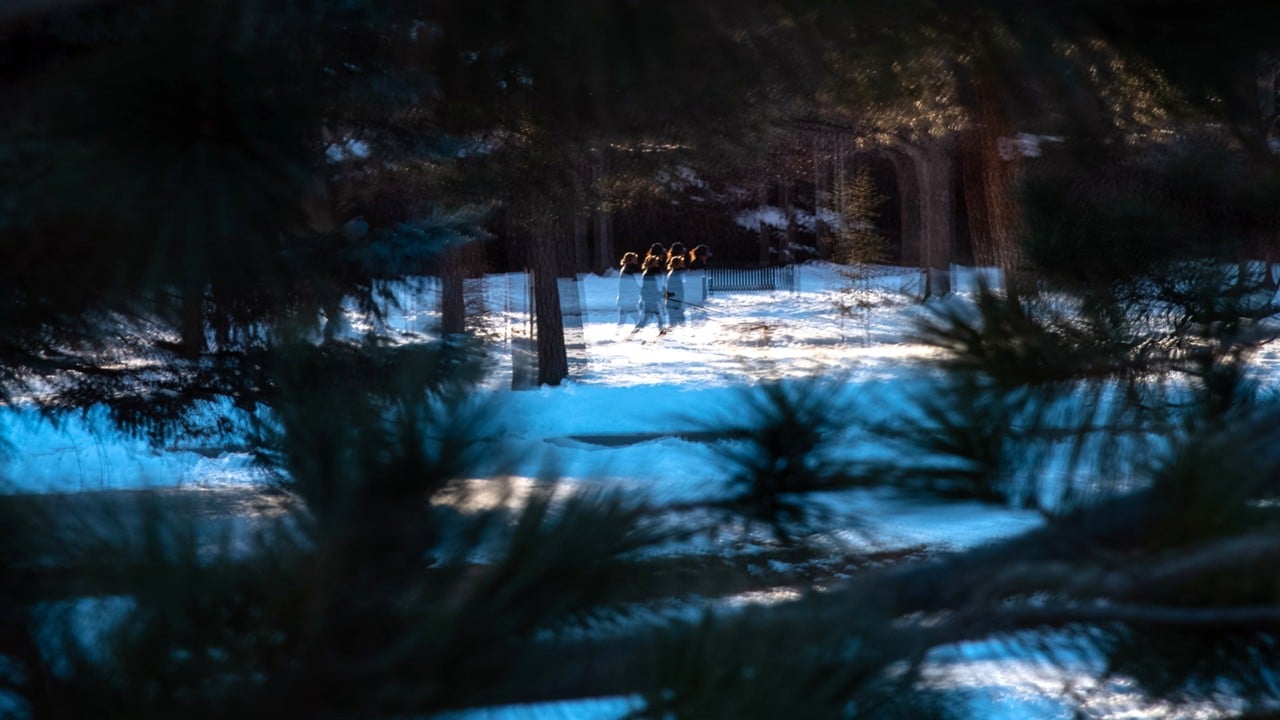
[617,242,712,334]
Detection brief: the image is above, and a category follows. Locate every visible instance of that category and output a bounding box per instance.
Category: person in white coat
[616,251,643,325]
[633,253,668,333]
[665,253,688,326]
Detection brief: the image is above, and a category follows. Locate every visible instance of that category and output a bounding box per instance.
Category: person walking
[633,253,668,334]
[666,242,687,267]
[685,243,712,306]
[687,244,712,270]
[616,251,643,326]
[665,253,688,326]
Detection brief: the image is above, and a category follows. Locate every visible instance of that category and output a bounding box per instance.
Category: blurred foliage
[1103,627,1280,710]
[890,146,1280,718]
[858,373,1046,506]
[1084,471,1280,711]
[0,350,687,717]
[639,607,959,720]
[700,377,867,541]
[1140,401,1280,547]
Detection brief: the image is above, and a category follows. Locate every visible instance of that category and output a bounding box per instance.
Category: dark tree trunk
[782,181,796,264]
[594,212,614,275]
[959,70,1022,276]
[887,149,922,269]
[572,168,591,274]
[758,182,772,265]
[554,219,575,278]
[814,136,831,260]
[758,220,772,266]
[591,152,616,274]
[920,138,955,297]
[179,276,207,357]
[574,212,590,275]
[440,243,465,336]
[892,138,956,298]
[530,222,568,386]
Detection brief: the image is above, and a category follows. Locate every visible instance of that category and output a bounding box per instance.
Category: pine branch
[995,603,1280,630]
[922,603,1280,651]
[978,530,1280,603]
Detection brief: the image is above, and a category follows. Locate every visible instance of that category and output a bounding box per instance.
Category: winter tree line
[3,0,1280,717]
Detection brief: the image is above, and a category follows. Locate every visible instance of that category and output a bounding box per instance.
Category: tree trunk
[591,152,615,274]
[573,212,590,275]
[1263,235,1279,291]
[960,70,1023,292]
[814,136,831,259]
[758,182,772,265]
[895,138,955,298]
[758,220,772,266]
[551,215,572,278]
[887,149,922,270]
[530,221,568,386]
[440,243,465,336]
[594,212,614,275]
[921,139,956,298]
[179,275,207,357]
[778,180,788,262]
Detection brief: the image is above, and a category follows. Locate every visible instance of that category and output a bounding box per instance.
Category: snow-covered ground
[0,263,1043,551]
[3,261,1274,718]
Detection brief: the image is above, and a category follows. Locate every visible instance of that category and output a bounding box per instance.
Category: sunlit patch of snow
[324,139,371,162]
[733,205,791,231]
[435,695,644,720]
[997,132,1059,160]
[431,476,562,513]
[721,587,803,607]
[924,635,1244,719]
[815,490,1044,553]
